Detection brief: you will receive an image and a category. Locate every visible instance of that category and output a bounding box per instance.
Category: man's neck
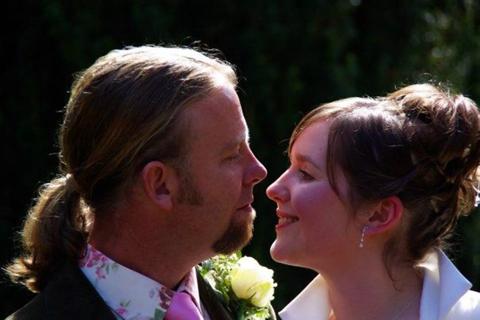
[89,211,212,289]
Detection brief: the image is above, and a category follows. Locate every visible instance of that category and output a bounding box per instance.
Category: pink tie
[165,291,203,320]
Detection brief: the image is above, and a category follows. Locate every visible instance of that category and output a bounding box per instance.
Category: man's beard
[212,210,255,254]
[177,171,254,254]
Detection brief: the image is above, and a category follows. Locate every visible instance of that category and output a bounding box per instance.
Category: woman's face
[267,120,360,271]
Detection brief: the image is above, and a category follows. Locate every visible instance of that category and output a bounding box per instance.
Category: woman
[267,84,480,319]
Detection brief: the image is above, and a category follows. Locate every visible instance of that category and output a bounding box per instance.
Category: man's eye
[225,149,242,161]
[225,144,244,161]
[226,153,240,160]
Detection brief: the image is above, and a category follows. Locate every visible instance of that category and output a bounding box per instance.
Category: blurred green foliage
[2,0,480,317]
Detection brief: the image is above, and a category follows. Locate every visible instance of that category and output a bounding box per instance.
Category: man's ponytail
[6,45,237,292]
[6,175,88,292]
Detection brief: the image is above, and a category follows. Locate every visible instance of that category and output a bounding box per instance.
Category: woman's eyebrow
[294,153,322,171]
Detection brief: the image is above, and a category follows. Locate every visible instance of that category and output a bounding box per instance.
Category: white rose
[230,256,275,308]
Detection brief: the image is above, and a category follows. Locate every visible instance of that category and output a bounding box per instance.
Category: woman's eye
[299,169,314,180]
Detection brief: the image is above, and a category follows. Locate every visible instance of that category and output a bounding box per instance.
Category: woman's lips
[276,211,299,229]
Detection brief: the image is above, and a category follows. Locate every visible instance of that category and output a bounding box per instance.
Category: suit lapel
[196,269,235,320]
[43,263,116,320]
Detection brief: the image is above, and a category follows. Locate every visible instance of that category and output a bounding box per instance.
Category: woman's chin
[270,239,315,270]
[270,239,294,264]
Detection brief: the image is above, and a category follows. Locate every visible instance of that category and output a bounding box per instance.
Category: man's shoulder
[5,294,44,320]
[5,263,115,320]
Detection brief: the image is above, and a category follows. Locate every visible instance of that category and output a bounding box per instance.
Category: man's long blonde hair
[6,45,237,292]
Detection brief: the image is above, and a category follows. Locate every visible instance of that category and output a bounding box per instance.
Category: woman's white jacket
[279,250,480,320]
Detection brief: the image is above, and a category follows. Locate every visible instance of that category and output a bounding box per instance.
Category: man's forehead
[221,128,250,151]
[180,85,250,150]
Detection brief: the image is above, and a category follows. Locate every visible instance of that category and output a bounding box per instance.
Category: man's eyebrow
[294,153,322,171]
[222,132,249,152]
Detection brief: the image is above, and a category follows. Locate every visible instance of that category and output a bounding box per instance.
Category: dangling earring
[473,181,480,207]
[359,226,368,248]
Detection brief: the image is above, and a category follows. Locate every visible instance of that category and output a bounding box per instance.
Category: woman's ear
[140,161,175,211]
[364,196,404,236]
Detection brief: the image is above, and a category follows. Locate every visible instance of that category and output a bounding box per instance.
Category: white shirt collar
[279,249,472,320]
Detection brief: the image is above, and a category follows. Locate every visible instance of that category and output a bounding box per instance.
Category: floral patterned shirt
[79,244,207,320]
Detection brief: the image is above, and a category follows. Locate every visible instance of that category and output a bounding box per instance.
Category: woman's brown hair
[6,45,237,292]
[289,84,480,272]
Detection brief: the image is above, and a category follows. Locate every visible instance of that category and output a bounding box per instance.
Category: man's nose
[246,153,267,186]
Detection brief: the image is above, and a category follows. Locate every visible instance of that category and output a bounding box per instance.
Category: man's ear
[141,161,175,211]
[364,196,404,236]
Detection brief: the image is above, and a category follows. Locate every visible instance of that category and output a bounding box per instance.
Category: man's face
[173,84,267,255]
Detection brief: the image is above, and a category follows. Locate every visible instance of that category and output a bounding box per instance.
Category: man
[6,45,270,320]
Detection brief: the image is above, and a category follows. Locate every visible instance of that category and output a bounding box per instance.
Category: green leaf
[153,308,165,320]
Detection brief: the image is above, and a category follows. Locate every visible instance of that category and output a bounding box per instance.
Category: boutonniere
[199,252,276,320]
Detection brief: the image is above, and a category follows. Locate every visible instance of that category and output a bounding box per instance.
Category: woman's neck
[323,258,423,320]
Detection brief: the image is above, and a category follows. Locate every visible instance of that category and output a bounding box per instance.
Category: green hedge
[2,0,479,316]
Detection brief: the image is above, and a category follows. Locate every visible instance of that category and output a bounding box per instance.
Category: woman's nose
[266,176,289,203]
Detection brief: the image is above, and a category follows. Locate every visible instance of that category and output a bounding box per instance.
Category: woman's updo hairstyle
[386,84,480,261]
[289,83,480,271]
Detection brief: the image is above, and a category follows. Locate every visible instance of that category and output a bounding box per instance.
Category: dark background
[2,0,480,317]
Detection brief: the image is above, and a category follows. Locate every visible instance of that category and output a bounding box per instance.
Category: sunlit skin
[267,120,360,272]
[90,83,267,289]
[267,120,422,320]
[172,83,268,257]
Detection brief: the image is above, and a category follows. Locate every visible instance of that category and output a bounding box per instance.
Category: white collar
[278,273,329,320]
[418,249,471,319]
[279,250,472,320]
[79,244,202,320]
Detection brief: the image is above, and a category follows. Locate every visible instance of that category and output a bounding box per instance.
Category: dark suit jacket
[6,264,275,320]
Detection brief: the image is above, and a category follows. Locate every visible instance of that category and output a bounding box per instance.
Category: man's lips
[237,198,253,210]
[238,203,252,210]
[237,199,254,210]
